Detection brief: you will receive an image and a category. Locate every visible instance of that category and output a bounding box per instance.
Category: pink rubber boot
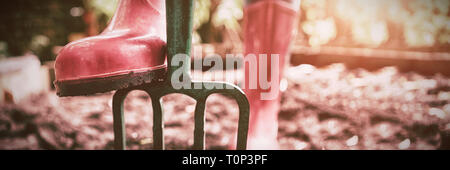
[241,0,299,150]
[54,0,166,96]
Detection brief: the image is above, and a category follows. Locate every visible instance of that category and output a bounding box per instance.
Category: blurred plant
[192,0,244,55]
[194,0,243,43]
[301,0,337,47]
[211,0,243,32]
[301,0,450,49]
[401,0,450,47]
[335,0,389,47]
[84,0,119,32]
[0,0,86,61]
[87,0,118,19]
[193,0,212,44]
[30,35,51,57]
[0,41,7,59]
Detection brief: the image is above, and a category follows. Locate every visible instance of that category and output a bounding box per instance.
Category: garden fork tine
[188,81,250,150]
[111,0,250,150]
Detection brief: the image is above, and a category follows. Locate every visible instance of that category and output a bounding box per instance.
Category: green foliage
[0,0,86,61]
[211,0,243,31]
[301,0,450,48]
[194,0,212,30]
[87,0,118,19]
[193,0,243,44]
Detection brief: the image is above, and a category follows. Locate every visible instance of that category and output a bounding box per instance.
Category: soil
[1,63,449,150]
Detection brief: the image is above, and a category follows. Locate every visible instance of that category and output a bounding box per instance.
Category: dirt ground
[1,63,449,150]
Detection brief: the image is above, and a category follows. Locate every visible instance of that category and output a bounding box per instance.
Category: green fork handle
[111,0,249,150]
[166,0,193,79]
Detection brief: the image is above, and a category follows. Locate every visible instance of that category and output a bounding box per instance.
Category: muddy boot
[54,0,166,96]
[234,0,300,150]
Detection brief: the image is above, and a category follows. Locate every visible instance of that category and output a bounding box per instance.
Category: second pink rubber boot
[240,0,300,150]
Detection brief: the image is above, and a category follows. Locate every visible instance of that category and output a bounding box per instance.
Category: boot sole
[54,67,166,97]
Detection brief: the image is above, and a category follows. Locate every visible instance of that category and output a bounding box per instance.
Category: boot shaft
[243,0,300,95]
[243,0,299,56]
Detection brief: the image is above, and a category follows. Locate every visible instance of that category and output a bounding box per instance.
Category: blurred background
[0,0,449,150]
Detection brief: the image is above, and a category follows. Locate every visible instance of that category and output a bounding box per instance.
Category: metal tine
[150,95,164,150]
[112,89,130,150]
[190,81,250,150]
[112,83,249,150]
[192,93,249,150]
[235,93,250,150]
[193,97,206,150]
[112,88,166,150]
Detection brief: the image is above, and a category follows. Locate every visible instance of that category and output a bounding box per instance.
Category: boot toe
[55,34,166,82]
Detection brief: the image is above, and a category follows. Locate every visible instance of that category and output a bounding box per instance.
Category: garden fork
[111,0,250,150]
